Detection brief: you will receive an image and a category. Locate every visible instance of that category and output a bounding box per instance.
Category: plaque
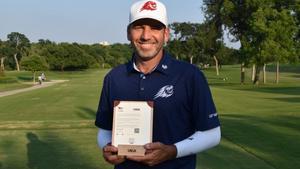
[112,101,153,156]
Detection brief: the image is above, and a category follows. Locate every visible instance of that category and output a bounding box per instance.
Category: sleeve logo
[209,113,218,119]
[154,85,174,99]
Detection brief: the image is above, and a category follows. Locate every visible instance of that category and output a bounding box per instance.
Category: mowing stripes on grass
[0,67,299,169]
[0,120,94,130]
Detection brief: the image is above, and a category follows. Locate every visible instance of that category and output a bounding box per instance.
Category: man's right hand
[103,143,126,165]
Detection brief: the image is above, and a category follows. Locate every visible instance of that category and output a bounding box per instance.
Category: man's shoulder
[170,57,202,74]
[165,55,207,83]
[106,63,129,77]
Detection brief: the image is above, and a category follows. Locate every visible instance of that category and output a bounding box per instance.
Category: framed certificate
[112,101,153,156]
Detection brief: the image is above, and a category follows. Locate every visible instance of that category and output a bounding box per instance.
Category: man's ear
[127,25,132,41]
[127,33,132,41]
[164,28,170,43]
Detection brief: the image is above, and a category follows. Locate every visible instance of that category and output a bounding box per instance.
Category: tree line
[0,34,132,71]
[1,0,299,85]
[0,29,237,76]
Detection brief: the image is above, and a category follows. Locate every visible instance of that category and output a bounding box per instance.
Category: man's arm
[97,128,125,165]
[175,126,221,158]
[97,128,112,149]
[126,126,221,166]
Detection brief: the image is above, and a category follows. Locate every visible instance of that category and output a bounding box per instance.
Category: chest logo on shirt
[154,85,174,99]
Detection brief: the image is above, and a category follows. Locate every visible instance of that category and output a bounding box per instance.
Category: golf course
[0,65,299,169]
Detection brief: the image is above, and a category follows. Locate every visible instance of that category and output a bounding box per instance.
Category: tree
[249,5,297,84]
[80,44,108,68]
[203,0,224,75]
[208,0,299,84]
[21,55,48,84]
[0,40,14,75]
[166,39,181,60]
[7,32,30,71]
[294,1,300,62]
[108,43,132,67]
[168,22,205,63]
[44,44,67,71]
[0,39,4,75]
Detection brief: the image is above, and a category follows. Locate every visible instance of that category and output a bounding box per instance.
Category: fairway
[0,66,299,169]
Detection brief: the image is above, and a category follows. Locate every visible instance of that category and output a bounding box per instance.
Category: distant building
[99,41,110,46]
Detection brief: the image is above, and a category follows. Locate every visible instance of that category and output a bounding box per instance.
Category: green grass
[0,69,109,169]
[0,70,105,121]
[0,71,33,92]
[0,65,299,169]
[204,65,300,169]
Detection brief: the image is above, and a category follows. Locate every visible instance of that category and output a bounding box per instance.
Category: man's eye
[133,26,143,30]
[151,26,163,30]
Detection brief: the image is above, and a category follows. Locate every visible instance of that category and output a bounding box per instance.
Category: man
[95,0,221,169]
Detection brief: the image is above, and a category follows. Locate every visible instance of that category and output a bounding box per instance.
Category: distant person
[41,72,46,81]
[38,75,42,85]
[95,0,221,169]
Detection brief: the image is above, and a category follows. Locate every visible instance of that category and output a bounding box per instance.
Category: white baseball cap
[129,0,168,27]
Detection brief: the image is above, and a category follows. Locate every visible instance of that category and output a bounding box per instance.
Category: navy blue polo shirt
[95,51,220,169]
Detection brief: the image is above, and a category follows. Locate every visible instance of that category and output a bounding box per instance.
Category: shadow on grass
[267,97,300,103]
[26,132,55,169]
[210,82,243,87]
[76,106,96,119]
[222,114,300,133]
[220,114,300,169]
[17,76,33,81]
[235,86,300,96]
[26,132,96,169]
[292,74,300,78]
[0,77,18,84]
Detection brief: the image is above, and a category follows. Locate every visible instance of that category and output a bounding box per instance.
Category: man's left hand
[126,142,177,166]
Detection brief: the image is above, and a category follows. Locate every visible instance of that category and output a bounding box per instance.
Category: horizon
[0,0,240,48]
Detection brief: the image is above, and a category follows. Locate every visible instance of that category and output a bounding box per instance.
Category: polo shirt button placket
[139,74,146,98]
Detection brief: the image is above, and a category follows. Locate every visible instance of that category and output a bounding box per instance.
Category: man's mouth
[138,42,155,49]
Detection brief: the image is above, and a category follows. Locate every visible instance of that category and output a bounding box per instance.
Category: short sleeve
[95,74,113,130]
[191,68,220,131]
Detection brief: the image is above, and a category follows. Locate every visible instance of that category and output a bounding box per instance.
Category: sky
[0,0,204,43]
[0,0,239,48]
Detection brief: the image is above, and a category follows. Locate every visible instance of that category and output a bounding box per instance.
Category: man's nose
[141,26,152,40]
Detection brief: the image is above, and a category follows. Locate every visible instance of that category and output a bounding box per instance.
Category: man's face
[128,19,169,61]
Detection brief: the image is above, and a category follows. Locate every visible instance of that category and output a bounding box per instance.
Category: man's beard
[133,42,164,61]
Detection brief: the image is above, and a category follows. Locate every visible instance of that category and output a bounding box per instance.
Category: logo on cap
[140,1,157,12]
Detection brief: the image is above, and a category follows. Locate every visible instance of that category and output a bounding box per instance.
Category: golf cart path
[0,80,68,98]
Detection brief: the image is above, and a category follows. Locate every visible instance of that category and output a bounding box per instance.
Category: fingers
[102,144,125,165]
[104,153,125,164]
[127,142,164,166]
[126,155,145,162]
[144,142,163,150]
[129,142,177,166]
[126,155,156,166]
[102,142,174,166]
[103,145,118,153]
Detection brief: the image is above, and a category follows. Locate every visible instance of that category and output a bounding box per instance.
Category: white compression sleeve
[174,126,221,158]
[97,128,112,149]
